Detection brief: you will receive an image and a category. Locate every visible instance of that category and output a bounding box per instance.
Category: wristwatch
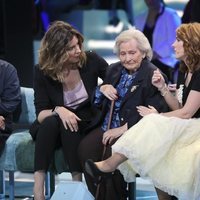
[52,106,59,116]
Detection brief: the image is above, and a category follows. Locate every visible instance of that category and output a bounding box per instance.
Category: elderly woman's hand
[102,124,127,145]
[102,127,123,145]
[137,105,158,117]
[152,69,166,90]
[100,84,118,100]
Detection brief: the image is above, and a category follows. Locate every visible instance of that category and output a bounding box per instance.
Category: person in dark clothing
[135,0,181,83]
[181,0,200,23]
[85,22,200,200]
[0,59,21,155]
[93,0,134,27]
[29,21,108,200]
[78,28,169,200]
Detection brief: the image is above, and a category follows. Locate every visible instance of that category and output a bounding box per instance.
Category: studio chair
[0,87,68,200]
[0,87,137,200]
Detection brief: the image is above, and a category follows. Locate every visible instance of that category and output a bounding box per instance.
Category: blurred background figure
[181,0,200,23]
[135,0,181,83]
[32,0,93,37]
[45,0,80,22]
[93,0,134,30]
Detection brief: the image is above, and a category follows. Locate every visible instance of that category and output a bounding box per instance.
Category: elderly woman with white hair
[78,28,169,200]
[85,23,200,200]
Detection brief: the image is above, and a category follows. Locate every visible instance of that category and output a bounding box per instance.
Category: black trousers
[78,127,128,199]
[34,115,85,172]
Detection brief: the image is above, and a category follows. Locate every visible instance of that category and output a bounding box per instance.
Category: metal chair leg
[0,170,5,199]
[9,171,14,200]
[45,171,55,199]
[49,172,55,197]
[45,172,51,200]
[128,181,136,200]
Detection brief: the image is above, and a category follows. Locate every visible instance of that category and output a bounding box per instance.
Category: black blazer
[30,51,108,139]
[93,58,169,129]
[33,51,108,115]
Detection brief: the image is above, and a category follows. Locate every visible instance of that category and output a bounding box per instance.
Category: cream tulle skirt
[112,114,200,200]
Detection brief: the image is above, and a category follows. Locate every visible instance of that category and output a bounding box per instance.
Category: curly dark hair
[38,21,86,81]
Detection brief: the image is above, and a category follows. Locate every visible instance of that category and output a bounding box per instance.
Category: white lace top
[176,84,184,105]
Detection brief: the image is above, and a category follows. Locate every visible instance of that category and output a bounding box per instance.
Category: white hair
[113,28,153,60]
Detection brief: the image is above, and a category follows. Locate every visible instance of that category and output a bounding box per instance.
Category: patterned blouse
[94,68,138,131]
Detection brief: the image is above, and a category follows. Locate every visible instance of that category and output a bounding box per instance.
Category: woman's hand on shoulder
[55,106,81,132]
[100,84,118,101]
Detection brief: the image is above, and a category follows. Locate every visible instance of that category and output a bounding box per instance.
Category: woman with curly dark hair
[30,20,108,200]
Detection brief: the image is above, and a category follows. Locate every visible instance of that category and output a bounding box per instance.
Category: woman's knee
[78,128,104,164]
[36,116,60,140]
[41,115,60,128]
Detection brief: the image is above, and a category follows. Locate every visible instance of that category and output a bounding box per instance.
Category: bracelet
[161,89,169,97]
[52,106,59,116]
[159,84,169,97]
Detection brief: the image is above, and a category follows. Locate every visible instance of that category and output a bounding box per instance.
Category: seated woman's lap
[60,122,86,172]
[78,127,109,167]
[34,115,61,171]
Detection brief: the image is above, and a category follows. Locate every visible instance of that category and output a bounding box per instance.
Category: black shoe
[85,159,113,179]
